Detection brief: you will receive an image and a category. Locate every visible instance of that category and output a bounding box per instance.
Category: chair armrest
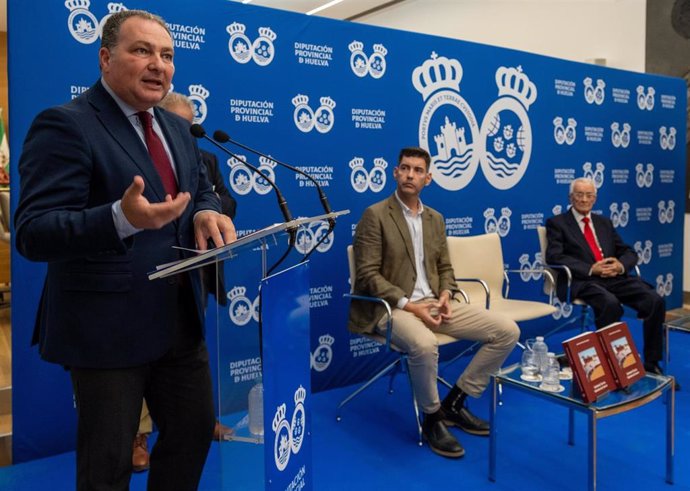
[542,263,574,302]
[343,293,394,350]
[455,278,490,309]
[505,268,557,304]
[453,288,470,304]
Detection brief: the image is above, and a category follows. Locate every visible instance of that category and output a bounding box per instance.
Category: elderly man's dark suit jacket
[15,80,220,369]
[348,194,457,334]
[545,210,640,302]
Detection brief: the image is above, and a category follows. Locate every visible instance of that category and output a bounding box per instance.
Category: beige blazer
[348,194,458,334]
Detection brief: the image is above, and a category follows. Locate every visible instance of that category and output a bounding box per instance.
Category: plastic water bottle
[540,352,561,392]
[532,336,549,376]
[248,382,264,436]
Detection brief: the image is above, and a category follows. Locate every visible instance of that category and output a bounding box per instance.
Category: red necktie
[137,111,178,198]
[582,216,603,261]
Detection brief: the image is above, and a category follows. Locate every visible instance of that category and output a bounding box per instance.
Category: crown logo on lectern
[65,0,90,11]
[348,157,364,169]
[483,208,496,219]
[188,84,209,99]
[226,22,246,36]
[227,286,247,300]
[319,96,336,109]
[373,158,388,170]
[259,155,278,169]
[106,2,127,13]
[318,334,334,346]
[495,66,537,109]
[292,94,309,107]
[412,52,463,100]
[348,41,364,53]
[294,386,307,405]
[500,207,512,218]
[372,44,388,56]
[272,404,287,432]
[257,27,277,41]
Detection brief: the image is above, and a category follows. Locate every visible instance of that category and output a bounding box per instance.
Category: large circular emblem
[418,90,479,191]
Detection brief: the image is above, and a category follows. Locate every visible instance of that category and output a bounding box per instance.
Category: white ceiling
[227,0,400,19]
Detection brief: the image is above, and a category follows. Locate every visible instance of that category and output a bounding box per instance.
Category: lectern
[150,212,347,490]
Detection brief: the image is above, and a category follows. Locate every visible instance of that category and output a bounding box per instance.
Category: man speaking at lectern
[15,9,235,490]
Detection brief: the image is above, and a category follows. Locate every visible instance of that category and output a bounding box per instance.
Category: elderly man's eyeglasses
[572,192,596,199]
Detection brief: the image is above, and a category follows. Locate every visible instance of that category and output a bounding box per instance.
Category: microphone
[190,124,293,223]
[212,130,334,219]
[212,129,336,263]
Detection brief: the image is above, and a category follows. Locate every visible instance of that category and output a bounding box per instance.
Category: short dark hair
[398,147,431,171]
[101,10,170,50]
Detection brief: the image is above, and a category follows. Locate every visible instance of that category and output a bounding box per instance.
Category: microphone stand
[190,124,296,276]
[213,130,335,263]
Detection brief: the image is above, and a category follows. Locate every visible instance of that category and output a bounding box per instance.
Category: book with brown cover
[596,321,646,389]
[562,331,617,403]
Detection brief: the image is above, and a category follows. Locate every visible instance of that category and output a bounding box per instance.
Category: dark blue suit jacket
[15,80,220,368]
[545,210,639,301]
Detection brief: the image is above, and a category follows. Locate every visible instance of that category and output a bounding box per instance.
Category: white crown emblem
[348,40,364,53]
[228,155,248,168]
[318,334,335,346]
[372,43,388,56]
[259,155,278,169]
[294,385,307,405]
[567,118,577,128]
[226,22,246,36]
[292,94,309,107]
[106,2,127,13]
[500,207,512,218]
[228,286,247,299]
[636,85,645,95]
[412,52,463,100]
[495,66,537,108]
[349,157,364,169]
[188,84,209,99]
[483,208,496,218]
[272,404,287,432]
[584,77,593,86]
[65,0,90,11]
[373,158,388,170]
[319,96,336,109]
[257,26,277,41]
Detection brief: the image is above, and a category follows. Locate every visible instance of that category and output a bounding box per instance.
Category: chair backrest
[536,226,557,296]
[447,233,505,305]
[346,245,356,294]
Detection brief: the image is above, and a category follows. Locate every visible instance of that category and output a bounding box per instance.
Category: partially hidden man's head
[394,147,433,199]
[99,10,174,112]
[158,91,195,124]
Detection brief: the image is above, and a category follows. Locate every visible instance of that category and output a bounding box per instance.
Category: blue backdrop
[8,0,685,463]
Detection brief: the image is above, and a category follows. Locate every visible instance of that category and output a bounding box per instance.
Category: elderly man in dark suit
[349,147,519,459]
[545,177,668,381]
[15,10,235,490]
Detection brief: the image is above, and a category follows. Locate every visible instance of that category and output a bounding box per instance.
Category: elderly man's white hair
[569,177,597,195]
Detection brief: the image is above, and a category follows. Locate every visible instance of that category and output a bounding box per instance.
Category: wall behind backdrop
[8,0,685,462]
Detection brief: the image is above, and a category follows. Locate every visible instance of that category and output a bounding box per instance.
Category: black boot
[441,385,490,436]
[422,410,465,458]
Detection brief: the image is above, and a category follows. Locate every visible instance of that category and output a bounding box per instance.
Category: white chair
[337,245,469,445]
[446,233,558,325]
[536,225,592,335]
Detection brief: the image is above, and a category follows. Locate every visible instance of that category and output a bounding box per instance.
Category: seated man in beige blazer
[348,146,519,458]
